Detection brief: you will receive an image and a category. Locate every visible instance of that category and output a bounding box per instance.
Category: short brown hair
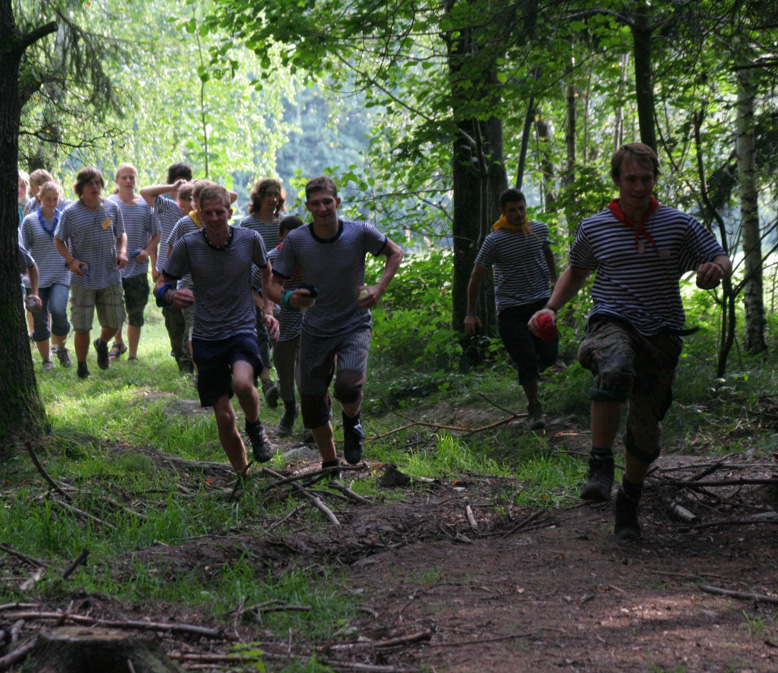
[249,178,286,215]
[38,181,62,199]
[611,142,660,180]
[305,176,338,200]
[279,215,303,236]
[198,185,231,209]
[74,167,105,197]
[178,182,194,202]
[29,169,54,193]
[192,179,217,204]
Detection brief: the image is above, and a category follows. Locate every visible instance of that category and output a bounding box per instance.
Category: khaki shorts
[70,283,125,333]
[578,317,682,464]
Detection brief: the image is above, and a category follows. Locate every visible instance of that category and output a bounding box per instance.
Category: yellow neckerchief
[491,214,540,241]
[190,210,202,229]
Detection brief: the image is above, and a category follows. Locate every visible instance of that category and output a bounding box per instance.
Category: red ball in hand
[536,313,558,341]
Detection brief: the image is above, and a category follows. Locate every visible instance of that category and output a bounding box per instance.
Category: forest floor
[3,403,778,673]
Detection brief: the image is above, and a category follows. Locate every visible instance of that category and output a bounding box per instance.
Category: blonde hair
[38,181,62,198]
[29,169,54,195]
[115,163,138,180]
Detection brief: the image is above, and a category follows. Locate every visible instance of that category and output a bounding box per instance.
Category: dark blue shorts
[192,333,263,407]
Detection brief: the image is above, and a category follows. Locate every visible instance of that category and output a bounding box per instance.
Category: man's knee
[333,369,365,404]
[623,427,661,464]
[588,355,634,401]
[301,393,331,429]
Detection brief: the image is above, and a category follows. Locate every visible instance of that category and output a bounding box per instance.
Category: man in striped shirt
[530,143,731,540]
[267,176,403,474]
[155,185,275,474]
[140,162,194,374]
[465,188,558,430]
[108,164,160,361]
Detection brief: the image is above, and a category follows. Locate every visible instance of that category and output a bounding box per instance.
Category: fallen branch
[465,504,478,531]
[0,612,224,639]
[266,504,306,532]
[62,548,89,580]
[661,496,699,524]
[326,480,372,505]
[25,441,71,501]
[259,465,363,492]
[150,448,235,475]
[700,585,778,605]
[49,496,116,531]
[328,629,433,650]
[0,544,46,569]
[668,477,778,487]
[263,468,340,526]
[0,638,36,672]
[19,568,45,592]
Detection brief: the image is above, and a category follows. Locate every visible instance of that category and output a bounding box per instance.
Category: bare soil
[3,414,778,673]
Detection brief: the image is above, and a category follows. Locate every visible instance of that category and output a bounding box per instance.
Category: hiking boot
[278,400,297,437]
[321,458,341,480]
[77,362,90,379]
[614,486,642,541]
[246,420,274,463]
[178,359,194,375]
[342,415,365,465]
[93,338,110,370]
[56,346,72,367]
[527,402,545,430]
[42,359,54,372]
[580,455,615,502]
[261,378,279,409]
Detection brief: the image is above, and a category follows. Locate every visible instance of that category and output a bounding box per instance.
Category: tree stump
[23,627,182,673]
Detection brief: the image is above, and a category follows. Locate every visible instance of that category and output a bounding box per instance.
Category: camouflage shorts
[578,317,682,464]
[122,273,150,327]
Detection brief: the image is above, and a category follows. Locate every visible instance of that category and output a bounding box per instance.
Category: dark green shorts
[122,274,150,327]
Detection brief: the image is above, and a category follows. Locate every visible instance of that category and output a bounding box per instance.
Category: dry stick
[263,467,340,526]
[0,638,37,672]
[25,441,71,501]
[700,585,778,605]
[668,477,778,487]
[326,480,372,505]
[0,544,46,569]
[691,517,778,530]
[424,632,535,648]
[19,568,45,592]
[0,612,224,639]
[259,465,363,492]
[266,504,306,532]
[50,497,116,531]
[328,629,433,650]
[62,548,89,580]
[496,510,546,538]
[380,399,471,432]
[0,603,40,612]
[465,504,478,531]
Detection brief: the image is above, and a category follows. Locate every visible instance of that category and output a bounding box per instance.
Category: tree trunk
[0,1,53,449]
[631,3,656,151]
[534,112,555,210]
[564,77,576,190]
[737,69,766,354]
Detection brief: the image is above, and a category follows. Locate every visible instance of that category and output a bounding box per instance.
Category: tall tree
[0,0,57,446]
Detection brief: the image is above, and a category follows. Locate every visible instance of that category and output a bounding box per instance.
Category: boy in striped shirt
[530,143,731,540]
[465,188,558,430]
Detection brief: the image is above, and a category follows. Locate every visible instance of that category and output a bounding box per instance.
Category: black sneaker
[342,417,365,465]
[93,338,110,370]
[262,378,279,409]
[56,346,72,367]
[527,402,545,430]
[246,421,274,463]
[580,455,615,502]
[278,400,297,437]
[77,362,90,379]
[614,486,642,540]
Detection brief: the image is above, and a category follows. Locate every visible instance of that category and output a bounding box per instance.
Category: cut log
[22,627,182,673]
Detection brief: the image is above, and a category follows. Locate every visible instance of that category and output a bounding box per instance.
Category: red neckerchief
[608,197,660,253]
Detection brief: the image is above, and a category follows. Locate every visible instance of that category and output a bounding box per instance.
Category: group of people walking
[18,141,730,540]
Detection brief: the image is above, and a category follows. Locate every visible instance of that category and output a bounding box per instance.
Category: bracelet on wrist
[543,305,558,313]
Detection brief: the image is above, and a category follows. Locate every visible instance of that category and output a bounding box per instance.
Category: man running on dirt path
[465,188,558,430]
[266,176,403,474]
[529,142,731,541]
[155,185,275,474]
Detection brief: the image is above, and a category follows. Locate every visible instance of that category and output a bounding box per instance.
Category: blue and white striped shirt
[21,210,71,288]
